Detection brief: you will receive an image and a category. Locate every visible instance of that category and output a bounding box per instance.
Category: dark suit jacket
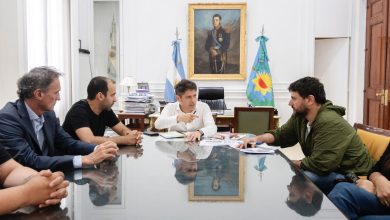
[0,99,95,171]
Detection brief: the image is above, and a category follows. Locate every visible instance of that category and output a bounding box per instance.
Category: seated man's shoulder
[315,111,353,131]
[0,102,19,118]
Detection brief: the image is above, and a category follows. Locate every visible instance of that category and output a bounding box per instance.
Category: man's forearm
[369,172,388,185]
[2,161,37,187]
[0,185,30,215]
[255,133,275,144]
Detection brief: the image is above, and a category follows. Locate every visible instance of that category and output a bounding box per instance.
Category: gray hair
[17,66,63,100]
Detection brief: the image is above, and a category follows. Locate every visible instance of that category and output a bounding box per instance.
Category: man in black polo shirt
[0,143,68,214]
[63,76,142,145]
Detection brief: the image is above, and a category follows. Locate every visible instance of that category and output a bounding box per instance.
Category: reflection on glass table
[189,145,244,201]
[66,158,122,207]
[286,166,323,217]
[4,136,345,219]
[155,140,213,185]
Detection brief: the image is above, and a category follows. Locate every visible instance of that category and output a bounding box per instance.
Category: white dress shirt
[155,101,217,137]
[155,138,213,160]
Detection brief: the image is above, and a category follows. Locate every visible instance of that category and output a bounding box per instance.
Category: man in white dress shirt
[155,79,217,141]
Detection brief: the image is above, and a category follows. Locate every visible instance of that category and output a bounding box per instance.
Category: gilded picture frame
[188,147,245,201]
[188,3,247,80]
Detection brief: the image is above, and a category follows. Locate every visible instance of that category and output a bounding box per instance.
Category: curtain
[26,0,71,121]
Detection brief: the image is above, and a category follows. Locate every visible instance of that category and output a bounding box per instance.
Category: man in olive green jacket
[242,77,374,194]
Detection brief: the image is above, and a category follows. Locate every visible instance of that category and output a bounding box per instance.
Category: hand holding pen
[177,110,198,123]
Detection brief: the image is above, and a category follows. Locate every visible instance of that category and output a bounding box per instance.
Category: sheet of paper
[159,131,185,139]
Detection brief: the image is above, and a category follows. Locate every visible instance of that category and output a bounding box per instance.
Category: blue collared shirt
[24,102,82,168]
[25,102,45,150]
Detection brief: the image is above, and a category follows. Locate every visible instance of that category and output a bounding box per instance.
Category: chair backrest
[234,107,274,135]
[354,123,390,161]
[198,87,227,114]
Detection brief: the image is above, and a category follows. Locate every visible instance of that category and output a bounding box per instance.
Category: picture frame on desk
[188,146,245,201]
[188,3,247,80]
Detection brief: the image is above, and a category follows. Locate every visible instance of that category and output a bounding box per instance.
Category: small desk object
[117,112,148,131]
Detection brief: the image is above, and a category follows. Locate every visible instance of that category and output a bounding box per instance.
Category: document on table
[159,131,185,139]
[240,143,280,154]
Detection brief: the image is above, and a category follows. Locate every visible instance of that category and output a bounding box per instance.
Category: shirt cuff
[73,156,82,168]
[73,169,83,180]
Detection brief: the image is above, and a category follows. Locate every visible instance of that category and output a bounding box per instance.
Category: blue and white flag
[164,40,186,102]
[246,36,275,107]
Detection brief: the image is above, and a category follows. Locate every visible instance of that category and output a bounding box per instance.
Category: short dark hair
[286,174,323,216]
[288,77,326,104]
[17,66,62,100]
[175,169,197,185]
[89,184,109,206]
[213,14,222,20]
[286,191,323,217]
[174,79,197,96]
[87,76,115,100]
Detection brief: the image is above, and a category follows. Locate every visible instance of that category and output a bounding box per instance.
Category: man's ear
[306,95,316,105]
[176,95,181,102]
[97,92,105,101]
[33,89,43,100]
[303,190,313,203]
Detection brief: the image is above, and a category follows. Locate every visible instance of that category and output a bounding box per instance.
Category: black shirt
[62,99,119,140]
[368,143,390,179]
[0,143,11,165]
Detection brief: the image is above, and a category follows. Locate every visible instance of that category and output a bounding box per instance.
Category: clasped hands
[82,141,119,166]
[125,130,143,146]
[23,170,69,208]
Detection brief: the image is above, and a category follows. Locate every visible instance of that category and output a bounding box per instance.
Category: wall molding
[146,82,291,101]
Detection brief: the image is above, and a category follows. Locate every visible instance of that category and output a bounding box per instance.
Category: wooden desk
[148,113,279,132]
[117,112,148,131]
[215,114,234,132]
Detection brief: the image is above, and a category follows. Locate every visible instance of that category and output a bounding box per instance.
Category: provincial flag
[246,36,275,107]
[164,40,186,102]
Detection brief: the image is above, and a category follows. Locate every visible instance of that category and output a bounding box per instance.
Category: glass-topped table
[4,136,346,219]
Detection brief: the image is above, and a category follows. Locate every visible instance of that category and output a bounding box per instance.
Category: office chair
[234,107,274,135]
[198,87,227,115]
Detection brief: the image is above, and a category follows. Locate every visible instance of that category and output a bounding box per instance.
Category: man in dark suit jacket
[0,66,118,171]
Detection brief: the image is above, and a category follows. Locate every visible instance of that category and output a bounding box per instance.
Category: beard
[292,107,309,117]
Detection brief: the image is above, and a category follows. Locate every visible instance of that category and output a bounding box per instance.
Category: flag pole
[261,25,265,36]
[175,27,181,41]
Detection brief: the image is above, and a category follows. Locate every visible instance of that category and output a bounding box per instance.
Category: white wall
[314,0,352,38]
[72,0,365,125]
[0,0,26,107]
[315,38,350,110]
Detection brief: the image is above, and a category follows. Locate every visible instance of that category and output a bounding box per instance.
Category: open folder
[159,131,186,139]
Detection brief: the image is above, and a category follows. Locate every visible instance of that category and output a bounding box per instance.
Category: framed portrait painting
[188,3,247,80]
[188,146,245,201]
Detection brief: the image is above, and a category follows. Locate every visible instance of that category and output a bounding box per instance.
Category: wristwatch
[197,130,204,137]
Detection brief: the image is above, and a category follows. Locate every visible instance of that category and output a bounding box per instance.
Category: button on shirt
[154,101,217,137]
[25,103,83,168]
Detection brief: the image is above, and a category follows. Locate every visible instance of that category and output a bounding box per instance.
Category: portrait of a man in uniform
[189,4,246,80]
[204,14,230,74]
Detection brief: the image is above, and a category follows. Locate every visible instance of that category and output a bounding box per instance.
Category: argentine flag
[164,40,186,102]
[246,35,275,107]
